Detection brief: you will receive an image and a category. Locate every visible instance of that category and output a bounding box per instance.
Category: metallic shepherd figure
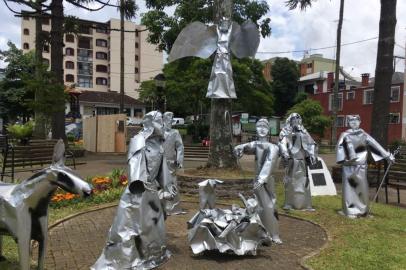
[234,118,282,244]
[163,112,184,214]
[279,113,317,211]
[0,140,92,270]
[168,18,260,99]
[92,111,176,270]
[188,185,268,255]
[336,115,394,218]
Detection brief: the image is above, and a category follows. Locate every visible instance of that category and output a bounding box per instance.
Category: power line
[257,37,379,54]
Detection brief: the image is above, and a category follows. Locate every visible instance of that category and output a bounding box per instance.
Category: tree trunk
[119,0,125,113]
[207,0,237,168]
[50,0,66,140]
[33,2,46,139]
[371,0,397,147]
[331,0,344,145]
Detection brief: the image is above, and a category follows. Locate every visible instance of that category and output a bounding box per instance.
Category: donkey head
[49,140,92,197]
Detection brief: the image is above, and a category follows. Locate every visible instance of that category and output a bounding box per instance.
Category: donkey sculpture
[0,139,92,270]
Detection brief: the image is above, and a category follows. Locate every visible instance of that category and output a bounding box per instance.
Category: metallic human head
[256,118,269,138]
[289,113,302,128]
[219,17,231,32]
[144,111,164,137]
[163,111,174,131]
[347,115,361,130]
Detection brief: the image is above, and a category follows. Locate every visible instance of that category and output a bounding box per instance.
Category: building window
[96,26,108,34]
[66,34,74,43]
[79,25,91,35]
[363,89,374,105]
[43,45,50,53]
[66,48,74,56]
[96,64,108,73]
[337,115,346,127]
[390,86,400,102]
[96,52,108,60]
[135,42,139,48]
[78,62,93,75]
[42,18,50,25]
[135,55,139,61]
[23,43,30,50]
[23,28,29,35]
[134,67,139,74]
[347,91,355,100]
[65,61,74,69]
[96,77,108,85]
[96,39,108,47]
[389,113,400,124]
[65,74,74,82]
[304,84,317,95]
[23,16,29,21]
[329,93,343,111]
[77,49,93,62]
[78,76,93,88]
[78,37,92,49]
[135,30,139,37]
[307,63,312,68]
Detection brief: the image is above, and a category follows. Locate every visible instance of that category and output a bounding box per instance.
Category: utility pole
[331,0,345,145]
[119,0,125,113]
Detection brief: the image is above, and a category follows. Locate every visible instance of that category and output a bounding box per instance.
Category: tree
[287,99,331,138]
[270,57,299,116]
[371,0,397,147]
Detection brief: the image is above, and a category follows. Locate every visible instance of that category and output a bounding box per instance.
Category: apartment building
[21,16,163,117]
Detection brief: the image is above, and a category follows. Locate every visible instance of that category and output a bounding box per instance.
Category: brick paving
[40,201,327,270]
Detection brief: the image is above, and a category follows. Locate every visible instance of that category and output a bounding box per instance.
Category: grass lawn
[1,181,405,270]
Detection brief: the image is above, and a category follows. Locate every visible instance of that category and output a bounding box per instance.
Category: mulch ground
[41,201,327,270]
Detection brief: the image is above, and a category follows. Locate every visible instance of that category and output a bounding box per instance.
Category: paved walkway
[41,201,327,270]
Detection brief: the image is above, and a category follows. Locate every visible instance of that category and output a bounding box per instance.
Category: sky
[0,0,405,77]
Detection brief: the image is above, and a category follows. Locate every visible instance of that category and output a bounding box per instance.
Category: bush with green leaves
[6,121,34,140]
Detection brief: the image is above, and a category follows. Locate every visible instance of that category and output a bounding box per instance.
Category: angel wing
[168,21,218,63]
[230,20,260,58]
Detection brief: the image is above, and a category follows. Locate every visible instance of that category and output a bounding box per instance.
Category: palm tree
[118,0,137,113]
[371,0,397,146]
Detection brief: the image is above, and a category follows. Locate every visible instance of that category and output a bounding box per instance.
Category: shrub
[6,121,34,140]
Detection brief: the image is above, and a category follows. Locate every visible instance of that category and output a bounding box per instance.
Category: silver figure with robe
[168,18,260,99]
[92,111,176,270]
[198,179,223,210]
[336,115,394,218]
[234,118,282,244]
[188,189,268,255]
[163,112,184,214]
[279,113,317,211]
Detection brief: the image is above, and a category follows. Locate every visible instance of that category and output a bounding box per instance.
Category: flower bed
[50,168,128,208]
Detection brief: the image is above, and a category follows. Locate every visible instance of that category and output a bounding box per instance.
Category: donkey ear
[52,139,65,166]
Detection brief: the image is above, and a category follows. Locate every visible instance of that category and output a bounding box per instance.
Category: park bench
[0,139,76,183]
[384,147,406,204]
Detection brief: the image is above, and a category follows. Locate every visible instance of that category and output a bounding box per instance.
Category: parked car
[172,117,185,125]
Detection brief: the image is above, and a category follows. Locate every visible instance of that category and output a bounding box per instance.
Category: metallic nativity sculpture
[187,180,269,255]
[336,115,395,218]
[168,18,260,99]
[279,113,318,211]
[92,111,177,270]
[163,111,184,214]
[0,140,92,270]
[234,118,282,244]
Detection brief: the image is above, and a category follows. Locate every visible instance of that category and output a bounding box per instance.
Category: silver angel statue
[234,118,282,244]
[336,115,394,218]
[0,140,92,270]
[168,18,260,99]
[279,113,317,211]
[163,112,184,214]
[188,192,269,255]
[92,111,176,270]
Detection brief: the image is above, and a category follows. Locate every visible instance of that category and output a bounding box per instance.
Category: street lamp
[154,73,166,112]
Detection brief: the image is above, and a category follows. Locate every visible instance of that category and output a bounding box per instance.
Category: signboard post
[308,157,337,196]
